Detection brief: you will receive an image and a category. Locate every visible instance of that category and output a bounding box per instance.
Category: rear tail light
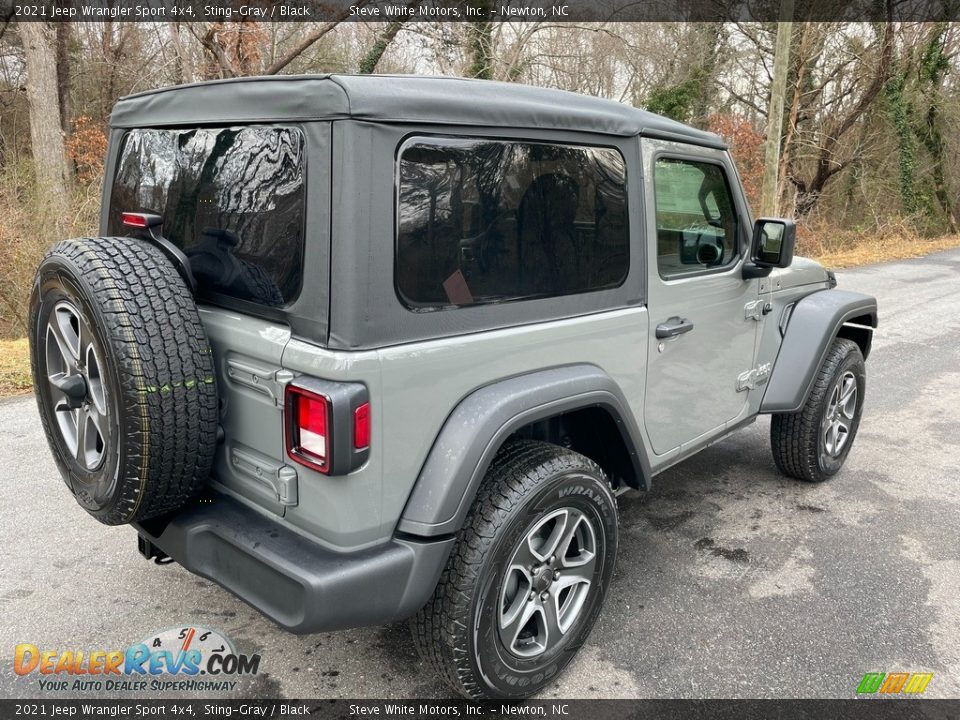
[286,385,331,473]
[121,212,149,228]
[353,402,371,450]
[121,211,163,229]
[284,380,370,475]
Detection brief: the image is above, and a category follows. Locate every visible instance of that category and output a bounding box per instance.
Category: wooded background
[1,19,959,339]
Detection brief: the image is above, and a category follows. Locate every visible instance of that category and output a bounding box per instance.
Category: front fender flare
[760,289,878,414]
[396,364,650,538]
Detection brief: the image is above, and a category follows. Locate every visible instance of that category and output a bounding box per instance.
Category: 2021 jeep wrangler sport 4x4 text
[29,74,878,699]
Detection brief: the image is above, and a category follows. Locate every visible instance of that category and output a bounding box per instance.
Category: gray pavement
[1,249,958,700]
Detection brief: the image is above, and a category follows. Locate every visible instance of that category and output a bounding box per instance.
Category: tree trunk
[884,66,916,215]
[760,15,793,217]
[55,23,71,136]
[100,21,113,118]
[99,22,131,120]
[923,104,957,233]
[689,23,722,127]
[917,23,957,232]
[263,2,364,75]
[169,22,193,84]
[358,20,405,74]
[791,21,894,218]
[20,22,71,223]
[777,22,813,216]
[466,0,495,79]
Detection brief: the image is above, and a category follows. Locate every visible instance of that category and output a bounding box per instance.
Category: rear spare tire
[29,237,218,525]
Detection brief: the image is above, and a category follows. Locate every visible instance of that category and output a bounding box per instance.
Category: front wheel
[411,441,618,699]
[771,337,866,483]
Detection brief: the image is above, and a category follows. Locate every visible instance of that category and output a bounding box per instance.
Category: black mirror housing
[750,218,796,268]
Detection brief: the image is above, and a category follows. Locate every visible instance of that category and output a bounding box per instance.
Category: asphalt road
[2,249,959,701]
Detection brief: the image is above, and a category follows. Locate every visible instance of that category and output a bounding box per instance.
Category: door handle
[656,317,694,339]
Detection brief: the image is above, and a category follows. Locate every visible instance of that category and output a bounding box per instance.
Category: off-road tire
[771,338,865,483]
[411,440,618,699]
[29,237,219,525]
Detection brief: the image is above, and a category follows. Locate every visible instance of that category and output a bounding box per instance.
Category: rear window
[108,126,306,307]
[396,138,629,309]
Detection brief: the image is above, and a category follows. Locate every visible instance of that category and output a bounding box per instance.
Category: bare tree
[786,23,895,216]
[776,22,817,210]
[358,19,408,74]
[98,21,137,119]
[264,6,367,75]
[466,0,495,79]
[169,22,194,84]
[19,22,71,220]
[916,22,957,232]
[55,23,71,135]
[198,20,267,78]
[760,17,792,217]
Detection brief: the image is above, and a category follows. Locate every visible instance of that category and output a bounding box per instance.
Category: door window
[396,138,629,309]
[653,158,739,278]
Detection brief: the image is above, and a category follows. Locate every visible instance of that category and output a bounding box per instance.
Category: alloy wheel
[45,300,109,472]
[822,370,857,460]
[498,507,598,658]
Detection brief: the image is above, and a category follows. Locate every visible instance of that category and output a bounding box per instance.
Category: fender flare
[396,364,650,538]
[760,289,878,414]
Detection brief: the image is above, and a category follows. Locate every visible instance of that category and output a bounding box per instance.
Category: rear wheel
[771,338,865,483]
[412,440,618,699]
[29,237,219,525]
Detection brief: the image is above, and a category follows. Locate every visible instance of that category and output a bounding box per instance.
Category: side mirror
[750,218,796,268]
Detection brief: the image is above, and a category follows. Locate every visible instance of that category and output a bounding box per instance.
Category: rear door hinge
[745,300,773,321]
[226,357,295,408]
[230,446,300,506]
[737,363,772,392]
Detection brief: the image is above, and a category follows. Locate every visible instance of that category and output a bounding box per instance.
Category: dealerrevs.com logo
[856,672,933,695]
[14,626,261,693]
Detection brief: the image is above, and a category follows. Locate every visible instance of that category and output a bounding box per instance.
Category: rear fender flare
[396,365,650,538]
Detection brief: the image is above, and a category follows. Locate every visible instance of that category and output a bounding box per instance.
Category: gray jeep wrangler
[29,75,878,699]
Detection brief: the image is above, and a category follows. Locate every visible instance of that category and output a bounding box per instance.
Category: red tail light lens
[286,385,330,473]
[353,402,370,449]
[121,212,149,228]
[284,380,370,476]
[121,212,163,230]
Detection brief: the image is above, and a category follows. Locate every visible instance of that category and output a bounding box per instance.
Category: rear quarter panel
[281,309,649,551]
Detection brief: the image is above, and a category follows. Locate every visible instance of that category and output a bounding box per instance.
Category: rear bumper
[134,493,453,634]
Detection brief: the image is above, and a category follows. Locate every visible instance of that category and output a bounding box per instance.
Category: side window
[653,158,739,279]
[108,126,306,307]
[396,138,629,309]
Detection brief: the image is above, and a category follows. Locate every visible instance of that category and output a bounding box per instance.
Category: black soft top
[110,74,726,149]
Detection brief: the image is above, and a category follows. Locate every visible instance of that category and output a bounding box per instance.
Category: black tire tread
[410,440,612,699]
[31,236,218,524]
[770,337,862,483]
